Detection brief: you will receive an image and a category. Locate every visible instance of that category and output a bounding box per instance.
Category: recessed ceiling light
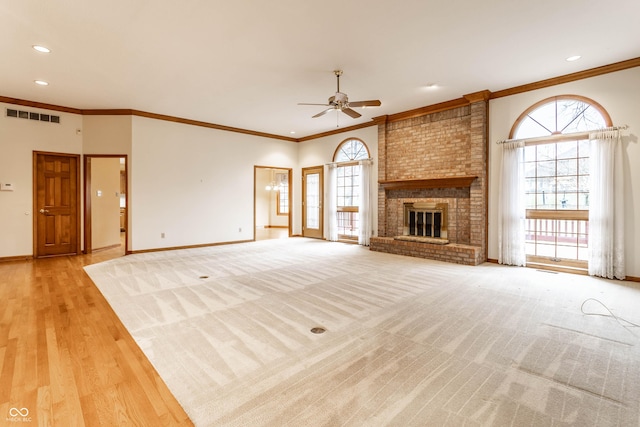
[33,45,51,53]
[34,80,49,86]
[566,55,581,62]
[424,83,438,90]
[290,131,296,134]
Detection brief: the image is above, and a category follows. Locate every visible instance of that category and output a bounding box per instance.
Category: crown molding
[126,109,298,142]
[490,57,640,99]
[296,120,379,142]
[0,96,82,114]
[463,90,492,103]
[381,98,471,123]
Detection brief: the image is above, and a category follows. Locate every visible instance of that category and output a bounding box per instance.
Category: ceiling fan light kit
[299,70,381,120]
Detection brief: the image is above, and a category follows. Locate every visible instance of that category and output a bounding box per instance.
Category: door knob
[39,209,49,214]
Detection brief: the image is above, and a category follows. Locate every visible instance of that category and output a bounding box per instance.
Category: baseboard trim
[0,254,34,263]
[129,239,254,255]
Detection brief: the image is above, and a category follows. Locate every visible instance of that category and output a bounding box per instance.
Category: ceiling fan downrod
[334,70,343,93]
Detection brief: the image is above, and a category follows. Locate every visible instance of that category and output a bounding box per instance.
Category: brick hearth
[370,237,483,265]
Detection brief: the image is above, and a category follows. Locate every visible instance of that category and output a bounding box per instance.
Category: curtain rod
[495,125,629,145]
[325,158,374,166]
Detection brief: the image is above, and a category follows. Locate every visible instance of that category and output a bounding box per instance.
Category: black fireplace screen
[408,211,441,238]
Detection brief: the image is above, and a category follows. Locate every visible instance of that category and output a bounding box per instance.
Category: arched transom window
[334,138,370,162]
[512,96,610,139]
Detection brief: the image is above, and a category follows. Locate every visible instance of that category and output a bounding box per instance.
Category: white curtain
[326,164,338,242]
[498,140,526,266]
[358,160,372,246]
[588,130,625,280]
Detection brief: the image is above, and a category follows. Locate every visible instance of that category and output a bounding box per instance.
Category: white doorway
[254,166,291,241]
[84,155,127,255]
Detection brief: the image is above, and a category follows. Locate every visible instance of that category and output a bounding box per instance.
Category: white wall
[0,108,297,257]
[91,158,121,249]
[0,103,83,257]
[488,67,640,277]
[130,116,298,251]
[298,126,379,240]
[83,115,132,155]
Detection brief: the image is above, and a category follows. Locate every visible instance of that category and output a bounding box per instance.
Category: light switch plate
[0,183,14,191]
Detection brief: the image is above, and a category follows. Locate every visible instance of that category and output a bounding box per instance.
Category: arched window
[512,95,611,270]
[334,138,370,162]
[511,95,610,139]
[332,138,370,241]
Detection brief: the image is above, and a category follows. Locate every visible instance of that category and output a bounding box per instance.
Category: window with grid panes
[513,96,610,270]
[277,173,288,215]
[333,139,370,240]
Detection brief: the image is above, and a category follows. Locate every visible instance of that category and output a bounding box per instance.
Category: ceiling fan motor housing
[329,92,348,106]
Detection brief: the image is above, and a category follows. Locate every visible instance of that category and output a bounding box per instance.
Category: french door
[302,166,323,239]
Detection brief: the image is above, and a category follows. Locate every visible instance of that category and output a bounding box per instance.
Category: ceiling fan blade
[298,103,331,106]
[341,108,362,119]
[348,100,381,108]
[312,107,335,118]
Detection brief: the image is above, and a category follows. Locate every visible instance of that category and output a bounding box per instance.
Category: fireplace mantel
[378,176,477,190]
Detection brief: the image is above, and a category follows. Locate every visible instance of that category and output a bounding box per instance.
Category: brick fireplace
[370,93,489,265]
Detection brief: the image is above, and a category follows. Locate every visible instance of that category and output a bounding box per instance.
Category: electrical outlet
[161,232,165,238]
[238,227,242,232]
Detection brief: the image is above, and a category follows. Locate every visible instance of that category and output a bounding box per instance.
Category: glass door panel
[303,166,323,238]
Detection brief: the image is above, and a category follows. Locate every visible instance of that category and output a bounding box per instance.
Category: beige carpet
[84,238,640,426]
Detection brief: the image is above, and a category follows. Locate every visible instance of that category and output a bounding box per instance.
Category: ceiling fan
[298,70,381,119]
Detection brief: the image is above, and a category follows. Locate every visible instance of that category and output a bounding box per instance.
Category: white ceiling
[2,0,639,139]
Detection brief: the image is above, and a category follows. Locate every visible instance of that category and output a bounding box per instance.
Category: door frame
[302,165,324,239]
[83,154,129,254]
[253,165,292,240]
[32,151,82,258]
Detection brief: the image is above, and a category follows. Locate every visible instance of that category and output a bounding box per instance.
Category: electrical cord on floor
[581,298,640,337]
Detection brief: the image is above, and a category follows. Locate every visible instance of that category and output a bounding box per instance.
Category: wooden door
[302,166,323,239]
[34,152,80,257]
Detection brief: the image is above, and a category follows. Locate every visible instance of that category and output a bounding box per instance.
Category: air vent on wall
[6,108,60,124]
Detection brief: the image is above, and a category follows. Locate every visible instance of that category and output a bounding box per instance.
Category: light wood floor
[255,226,289,241]
[0,244,193,426]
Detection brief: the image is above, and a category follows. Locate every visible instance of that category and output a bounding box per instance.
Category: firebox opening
[397,202,449,245]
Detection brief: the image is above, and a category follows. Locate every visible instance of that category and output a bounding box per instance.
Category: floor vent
[6,108,60,123]
[536,269,559,274]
